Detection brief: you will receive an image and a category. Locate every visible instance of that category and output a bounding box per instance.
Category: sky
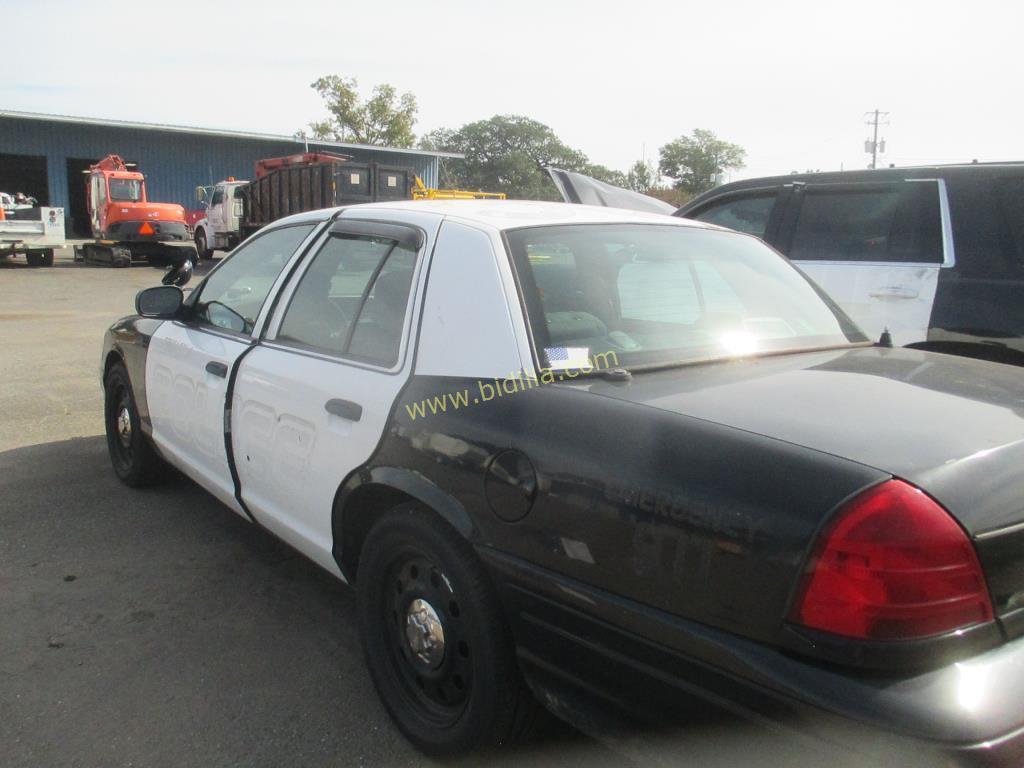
[2,0,1022,182]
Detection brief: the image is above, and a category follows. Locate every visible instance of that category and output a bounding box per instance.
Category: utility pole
[864,110,889,169]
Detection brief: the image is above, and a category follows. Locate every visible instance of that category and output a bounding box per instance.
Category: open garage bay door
[0,153,49,206]
[65,157,99,236]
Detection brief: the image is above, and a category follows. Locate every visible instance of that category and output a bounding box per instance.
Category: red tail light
[791,480,994,641]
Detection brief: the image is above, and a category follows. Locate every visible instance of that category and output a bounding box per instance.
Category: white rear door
[146,221,321,513]
[231,214,437,574]
[783,179,954,346]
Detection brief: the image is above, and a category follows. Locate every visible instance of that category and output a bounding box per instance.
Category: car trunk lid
[577,345,1024,629]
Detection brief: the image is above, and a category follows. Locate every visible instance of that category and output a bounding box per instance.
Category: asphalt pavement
[0,249,624,767]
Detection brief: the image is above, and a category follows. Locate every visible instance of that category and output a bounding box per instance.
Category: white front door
[207,184,226,235]
[785,179,954,346]
[145,221,322,514]
[232,219,429,574]
[146,322,250,511]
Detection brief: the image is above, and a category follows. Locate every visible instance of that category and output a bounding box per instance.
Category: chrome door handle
[205,361,228,378]
[325,398,362,422]
[869,285,919,299]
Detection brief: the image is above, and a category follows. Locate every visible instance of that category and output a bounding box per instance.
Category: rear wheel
[357,505,539,756]
[104,362,166,487]
[39,249,54,267]
[25,252,42,267]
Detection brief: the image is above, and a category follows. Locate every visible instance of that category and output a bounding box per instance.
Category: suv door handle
[869,286,919,300]
[325,398,362,422]
[205,361,229,378]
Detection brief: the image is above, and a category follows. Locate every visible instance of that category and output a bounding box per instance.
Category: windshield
[108,178,142,202]
[507,223,867,370]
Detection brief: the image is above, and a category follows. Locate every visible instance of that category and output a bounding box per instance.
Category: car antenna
[877,328,894,348]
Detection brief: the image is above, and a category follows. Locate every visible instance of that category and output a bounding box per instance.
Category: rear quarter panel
[366,374,887,644]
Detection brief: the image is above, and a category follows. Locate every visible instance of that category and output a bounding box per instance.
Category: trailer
[191,153,415,256]
[0,206,65,266]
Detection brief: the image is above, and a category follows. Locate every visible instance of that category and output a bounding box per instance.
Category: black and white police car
[102,200,1024,764]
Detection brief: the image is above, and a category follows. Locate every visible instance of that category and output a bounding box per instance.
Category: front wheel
[357,505,539,756]
[195,229,212,260]
[104,362,166,487]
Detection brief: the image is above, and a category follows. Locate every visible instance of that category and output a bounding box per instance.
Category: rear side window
[277,234,418,367]
[692,193,777,238]
[195,223,315,334]
[788,182,942,263]
[996,177,1024,268]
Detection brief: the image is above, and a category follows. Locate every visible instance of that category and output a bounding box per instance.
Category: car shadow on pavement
[0,435,625,768]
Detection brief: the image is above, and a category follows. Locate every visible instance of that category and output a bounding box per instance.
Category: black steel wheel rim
[107,382,134,471]
[381,547,472,727]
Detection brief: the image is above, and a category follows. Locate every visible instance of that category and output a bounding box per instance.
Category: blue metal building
[0,110,457,234]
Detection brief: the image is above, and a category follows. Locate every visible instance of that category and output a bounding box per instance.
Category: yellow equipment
[412,176,506,201]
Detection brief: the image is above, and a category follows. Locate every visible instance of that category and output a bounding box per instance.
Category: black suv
[678,163,1024,365]
[551,163,1024,365]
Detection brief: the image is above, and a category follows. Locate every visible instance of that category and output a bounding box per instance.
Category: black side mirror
[162,258,193,287]
[136,285,184,318]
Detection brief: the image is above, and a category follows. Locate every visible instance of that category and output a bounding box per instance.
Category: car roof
[336,199,718,231]
[679,161,1024,212]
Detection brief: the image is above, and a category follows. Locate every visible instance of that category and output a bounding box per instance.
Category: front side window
[277,233,418,367]
[508,224,865,370]
[692,193,777,238]
[789,183,942,263]
[194,223,316,334]
[108,178,142,202]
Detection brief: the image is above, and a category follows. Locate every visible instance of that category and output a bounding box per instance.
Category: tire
[39,249,54,267]
[26,252,42,267]
[357,504,540,756]
[103,362,166,487]
[195,228,212,260]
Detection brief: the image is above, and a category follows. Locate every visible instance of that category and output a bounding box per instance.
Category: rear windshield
[506,223,867,370]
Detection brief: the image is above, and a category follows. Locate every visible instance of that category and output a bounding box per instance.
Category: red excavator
[77,155,197,267]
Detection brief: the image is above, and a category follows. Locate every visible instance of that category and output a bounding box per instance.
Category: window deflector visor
[330,220,423,251]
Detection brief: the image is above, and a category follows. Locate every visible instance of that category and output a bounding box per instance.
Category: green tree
[584,163,628,188]
[307,76,417,148]
[658,129,745,196]
[644,185,692,209]
[419,115,595,199]
[625,160,656,193]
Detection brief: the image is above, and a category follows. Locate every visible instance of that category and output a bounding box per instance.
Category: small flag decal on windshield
[545,347,591,369]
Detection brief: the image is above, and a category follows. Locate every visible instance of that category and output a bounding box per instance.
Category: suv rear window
[692,193,777,238]
[789,182,942,263]
[996,177,1024,268]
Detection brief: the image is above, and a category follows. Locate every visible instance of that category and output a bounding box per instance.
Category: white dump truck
[190,178,248,258]
[0,204,66,267]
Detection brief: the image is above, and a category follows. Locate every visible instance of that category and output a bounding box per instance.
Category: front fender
[102,315,164,432]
